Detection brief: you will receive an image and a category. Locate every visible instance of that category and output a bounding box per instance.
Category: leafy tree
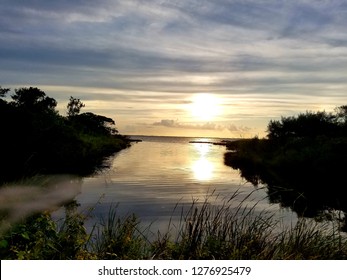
[67,96,85,117]
[11,87,57,114]
[335,105,347,125]
[0,86,10,98]
[0,86,127,182]
[267,110,338,139]
[72,112,118,135]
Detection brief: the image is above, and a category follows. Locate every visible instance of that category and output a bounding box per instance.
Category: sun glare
[192,158,214,181]
[190,93,221,121]
[191,143,214,181]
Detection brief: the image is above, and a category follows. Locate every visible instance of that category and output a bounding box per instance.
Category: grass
[1,191,347,260]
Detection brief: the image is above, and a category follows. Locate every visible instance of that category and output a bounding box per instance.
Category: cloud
[1,1,347,137]
[153,119,224,130]
[227,124,251,133]
[153,119,177,128]
[2,1,347,80]
[153,119,250,133]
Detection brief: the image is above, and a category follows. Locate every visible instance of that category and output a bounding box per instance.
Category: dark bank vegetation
[224,106,347,230]
[1,192,347,260]
[0,86,130,183]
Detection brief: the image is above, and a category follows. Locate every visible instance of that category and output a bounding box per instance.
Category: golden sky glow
[189,93,222,121]
[2,1,347,138]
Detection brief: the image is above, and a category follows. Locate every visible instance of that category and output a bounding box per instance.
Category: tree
[11,87,57,113]
[0,86,10,98]
[72,112,118,135]
[267,110,338,139]
[335,105,347,124]
[67,96,85,117]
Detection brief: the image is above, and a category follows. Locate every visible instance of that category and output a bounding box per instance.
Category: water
[53,136,296,233]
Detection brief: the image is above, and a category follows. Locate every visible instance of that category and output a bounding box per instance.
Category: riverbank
[1,193,347,260]
[0,87,131,184]
[224,107,347,230]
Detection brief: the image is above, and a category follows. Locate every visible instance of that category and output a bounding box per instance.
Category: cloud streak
[1,1,347,136]
[153,119,251,133]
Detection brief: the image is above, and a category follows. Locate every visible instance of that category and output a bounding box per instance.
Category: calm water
[53,136,296,233]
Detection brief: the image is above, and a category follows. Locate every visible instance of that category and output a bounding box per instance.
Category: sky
[1,0,347,138]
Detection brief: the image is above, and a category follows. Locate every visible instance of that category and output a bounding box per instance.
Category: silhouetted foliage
[10,87,57,114]
[67,96,85,117]
[70,112,118,135]
[0,86,129,183]
[267,111,340,140]
[335,105,347,123]
[0,86,10,98]
[225,106,347,231]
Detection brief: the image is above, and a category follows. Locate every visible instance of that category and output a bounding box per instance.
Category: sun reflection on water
[191,143,215,181]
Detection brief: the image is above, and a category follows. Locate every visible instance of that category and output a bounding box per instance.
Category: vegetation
[2,86,346,259]
[224,106,347,230]
[1,192,347,260]
[0,86,130,183]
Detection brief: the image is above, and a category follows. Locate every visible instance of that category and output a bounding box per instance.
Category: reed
[1,191,347,259]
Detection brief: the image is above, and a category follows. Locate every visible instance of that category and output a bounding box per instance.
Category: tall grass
[1,191,347,259]
[92,205,150,259]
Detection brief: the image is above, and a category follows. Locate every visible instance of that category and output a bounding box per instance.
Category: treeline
[224,106,347,227]
[267,106,347,139]
[0,86,130,183]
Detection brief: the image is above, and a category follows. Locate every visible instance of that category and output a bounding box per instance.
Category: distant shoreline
[127,134,241,142]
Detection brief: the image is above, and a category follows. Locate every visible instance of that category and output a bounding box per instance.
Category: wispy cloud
[1,1,347,136]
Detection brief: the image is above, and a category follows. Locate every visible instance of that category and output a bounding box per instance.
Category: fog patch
[0,176,82,234]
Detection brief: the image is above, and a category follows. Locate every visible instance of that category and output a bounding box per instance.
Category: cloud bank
[1,1,347,136]
[153,119,251,133]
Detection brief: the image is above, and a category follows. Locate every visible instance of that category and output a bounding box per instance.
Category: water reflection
[50,137,289,235]
[224,150,347,232]
[192,158,214,181]
[191,143,214,181]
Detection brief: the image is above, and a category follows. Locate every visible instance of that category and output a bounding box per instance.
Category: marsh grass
[1,191,347,259]
[270,219,346,259]
[92,205,151,260]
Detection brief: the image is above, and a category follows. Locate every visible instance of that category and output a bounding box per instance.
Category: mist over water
[0,176,82,234]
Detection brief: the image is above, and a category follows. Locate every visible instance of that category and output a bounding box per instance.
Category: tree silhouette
[0,86,10,98]
[72,112,118,135]
[11,87,57,114]
[335,105,347,125]
[67,96,85,117]
[0,86,127,183]
[267,110,339,139]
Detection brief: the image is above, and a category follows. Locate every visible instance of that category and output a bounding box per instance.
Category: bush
[0,86,130,183]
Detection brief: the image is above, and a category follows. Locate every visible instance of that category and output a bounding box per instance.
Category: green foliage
[164,193,276,260]
[1,212,61,259]
[0,203,94,260]
[2,194,347,260]
[94,207,148,260]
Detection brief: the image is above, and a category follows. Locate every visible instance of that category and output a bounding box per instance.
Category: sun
[190,93,221,121]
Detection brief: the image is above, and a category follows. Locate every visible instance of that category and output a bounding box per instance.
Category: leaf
[0,239,8,248]
[21,232,30,240]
